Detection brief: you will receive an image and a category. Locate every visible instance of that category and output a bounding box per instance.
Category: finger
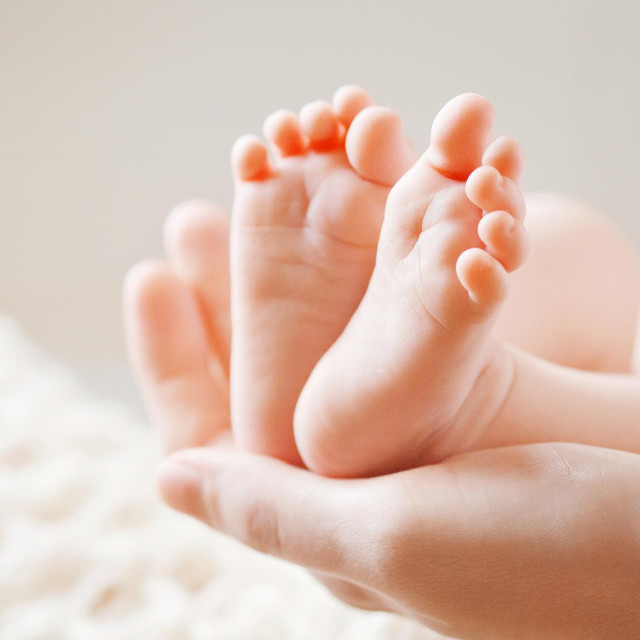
[158,439,640,640]
[374,444,640,639]
[164,199,231,376]
[156,447,383,585]
[123,260,230,452]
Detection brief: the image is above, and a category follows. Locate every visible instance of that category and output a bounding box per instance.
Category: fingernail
[156,459,203,516]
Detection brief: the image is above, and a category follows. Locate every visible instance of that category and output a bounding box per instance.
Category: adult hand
[124,201,640,640]
[158,440,640,640]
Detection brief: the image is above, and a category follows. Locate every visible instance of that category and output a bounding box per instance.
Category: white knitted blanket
[0,317,440,639]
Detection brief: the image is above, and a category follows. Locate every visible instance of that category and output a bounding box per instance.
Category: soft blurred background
[2,1,640,637]
[2,0,640,408]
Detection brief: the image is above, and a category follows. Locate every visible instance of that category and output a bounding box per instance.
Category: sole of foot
[295,93,528,477]
[230,86,416,464]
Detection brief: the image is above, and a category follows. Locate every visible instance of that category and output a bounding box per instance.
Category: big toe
[346,106,417,185]
[425,93,494,181]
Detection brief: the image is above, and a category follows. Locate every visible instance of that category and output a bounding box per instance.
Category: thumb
[156,448,382,584]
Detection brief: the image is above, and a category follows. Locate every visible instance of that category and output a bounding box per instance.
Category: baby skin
[232,88,530,473]
[232,88,640,478]
[231,86,416,464]
[296,94,531,476]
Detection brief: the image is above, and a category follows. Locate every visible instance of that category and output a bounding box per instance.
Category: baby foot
[295,94,528,477]
[231,86,416,464]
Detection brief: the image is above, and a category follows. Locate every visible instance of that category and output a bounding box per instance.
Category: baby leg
[497,193,640,373]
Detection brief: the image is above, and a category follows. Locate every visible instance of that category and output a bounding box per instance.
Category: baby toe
[466,165,526,221]
[482,135,525,183]
[346,106,415,185]
[456,247,509,313]
[231,134,272,182]
[299,100,341,151]
[425,93,494,181]
[263,109,306,157]
[478,210,529,272]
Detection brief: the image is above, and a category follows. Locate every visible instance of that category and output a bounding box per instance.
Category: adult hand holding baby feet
[124,201,640,640]
[295,93,529,476]
[124,197,640,640]
[125,83,640,640]
[168,85,640,482]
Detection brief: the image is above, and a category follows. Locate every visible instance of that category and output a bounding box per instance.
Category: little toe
[346,106,417,185]
[332,85,375,128]
[456,247,509,313]
[263,109,306,157]
[465,165,526,221]
[299,100,341,151]
[425,93,494,181]
[478,210,529,273]
[482,135,524,183]
[231,135,272,181]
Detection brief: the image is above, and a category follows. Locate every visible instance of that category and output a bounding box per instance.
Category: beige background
[2,0,639,402]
